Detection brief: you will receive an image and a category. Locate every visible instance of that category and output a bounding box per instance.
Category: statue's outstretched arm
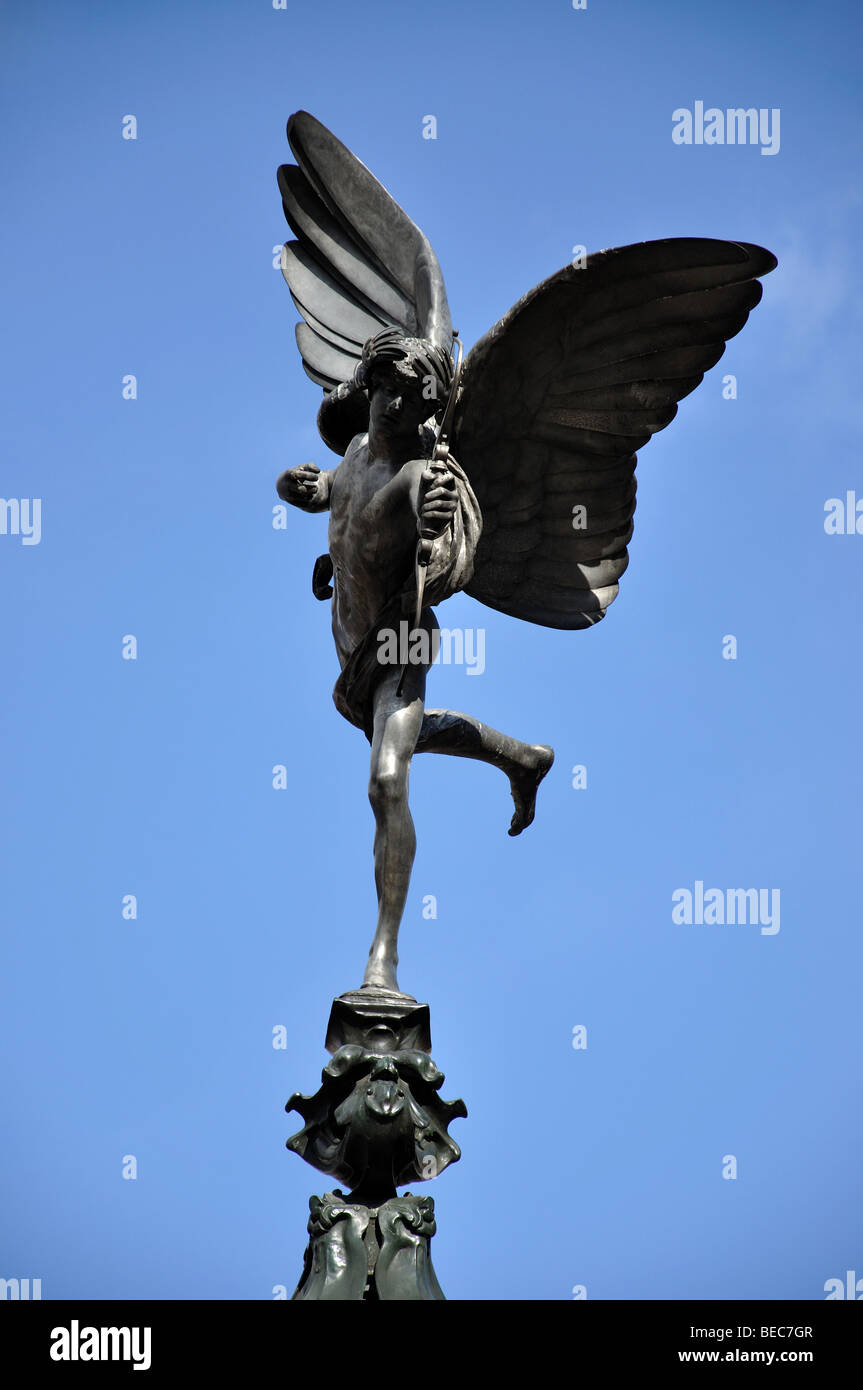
[276,463,336,514]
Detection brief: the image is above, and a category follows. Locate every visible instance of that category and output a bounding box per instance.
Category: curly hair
[363,329,454,416]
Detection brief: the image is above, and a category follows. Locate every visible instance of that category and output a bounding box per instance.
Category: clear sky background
[2,0,861,1301]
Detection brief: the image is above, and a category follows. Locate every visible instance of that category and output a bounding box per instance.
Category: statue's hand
[419,463,458,538]
[277,463,320,506]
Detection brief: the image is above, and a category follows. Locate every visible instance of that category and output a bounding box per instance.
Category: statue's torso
[328,434,421,666]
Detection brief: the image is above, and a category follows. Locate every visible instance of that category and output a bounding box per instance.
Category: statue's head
[362,329,454,442]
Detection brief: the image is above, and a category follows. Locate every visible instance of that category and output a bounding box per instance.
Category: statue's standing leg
[363,659,428,992]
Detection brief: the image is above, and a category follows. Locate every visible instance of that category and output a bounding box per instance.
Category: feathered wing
[278,110,452,393]
[453,238,777,629]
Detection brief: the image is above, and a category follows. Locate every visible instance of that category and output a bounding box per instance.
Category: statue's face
[367,363,431,444]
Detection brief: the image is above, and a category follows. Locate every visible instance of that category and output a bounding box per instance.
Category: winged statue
[276,110,776,995]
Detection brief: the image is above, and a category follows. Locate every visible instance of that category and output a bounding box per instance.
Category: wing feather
[278,111,452,397]
[454,237,776,628]
[295,324,360,386]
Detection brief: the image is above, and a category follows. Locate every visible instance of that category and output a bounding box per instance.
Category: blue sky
[1,0,861,1300]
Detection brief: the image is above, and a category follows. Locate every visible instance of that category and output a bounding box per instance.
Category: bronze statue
[276,110,776,997]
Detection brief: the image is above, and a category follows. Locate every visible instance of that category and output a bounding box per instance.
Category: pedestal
[287,987,466,1301]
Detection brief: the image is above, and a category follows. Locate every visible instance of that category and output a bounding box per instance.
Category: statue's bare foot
[362,956,400,992]
[507,745,554,836]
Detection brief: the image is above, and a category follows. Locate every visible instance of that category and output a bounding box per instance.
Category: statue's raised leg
[415,708,554,835]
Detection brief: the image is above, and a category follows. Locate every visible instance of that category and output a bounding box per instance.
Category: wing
[453,238,777,629]
[278,111,452,392]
